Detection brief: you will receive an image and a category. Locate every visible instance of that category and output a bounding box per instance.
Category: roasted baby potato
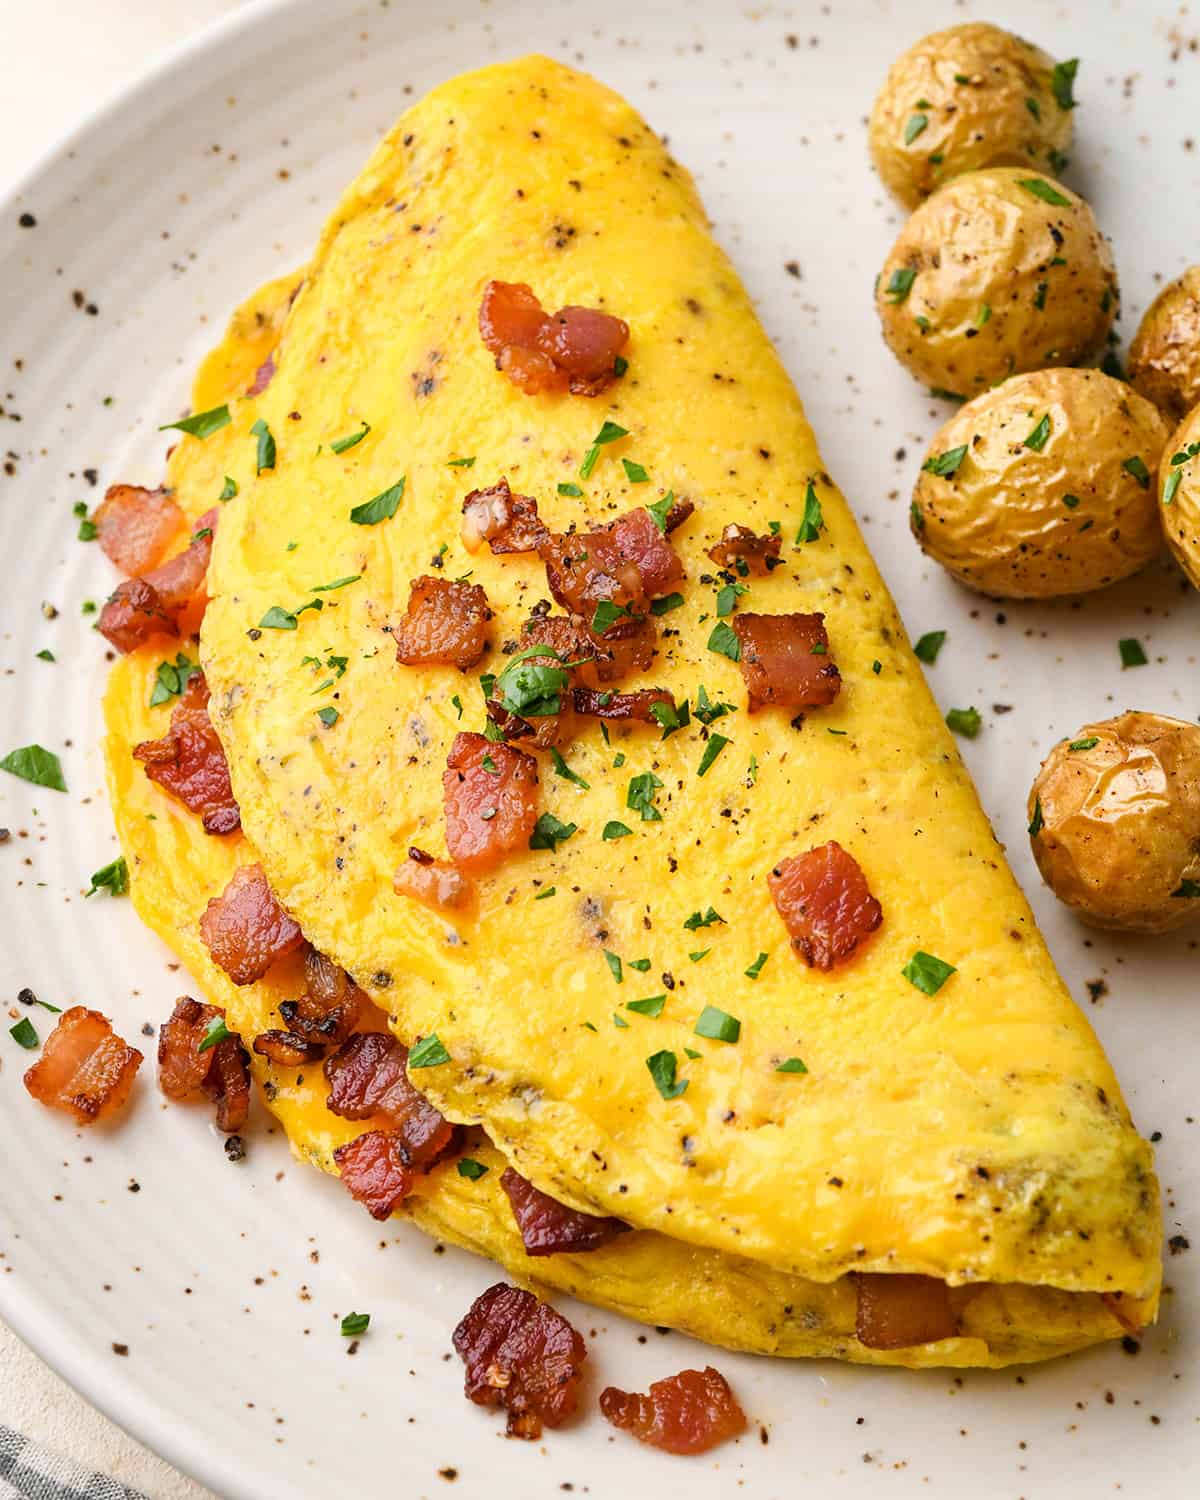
[1028,712,1200,933]
[1159,402,1200,589]
[876,168,1117,399]
[910,368,1167,598]
[1128,266,1200,423]
[869,24,1077,210]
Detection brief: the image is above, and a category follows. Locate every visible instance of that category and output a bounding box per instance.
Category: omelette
[101,57,1160,1367]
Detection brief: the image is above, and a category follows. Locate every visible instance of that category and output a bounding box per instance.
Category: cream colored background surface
[0,7,234,1490]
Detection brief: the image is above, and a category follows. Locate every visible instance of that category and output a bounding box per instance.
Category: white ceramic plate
[1,1,1196,1495]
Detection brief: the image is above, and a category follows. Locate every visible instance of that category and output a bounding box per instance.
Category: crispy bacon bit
[731,611,841,713]
[394,847,474,910]
[98,509,217,653]
[93,485,183,575]
[24,1007,143,1125]
[393,576,493,670]
[479,279,629,398]
[573,686,674,721]
[453,1282,587,1439]
[539,528,647,622]
[500,1168,629,1257]
[524,613,655,687]
[275,947,365,1051]
[333,1129,414,1219]
[768,841,882,971]
[198,863,303,985]
[855,1274,958,1350]
[706,523,781,576]
[132,673,240,835]
[246,351,276,396]
[324,1032,455,1169]
[461,479,548,555]
[599,1367,747,1455]
[443,732,539,875]
[608,505,688,598]
[156,996,250,1132]
[253,1030,324,1067]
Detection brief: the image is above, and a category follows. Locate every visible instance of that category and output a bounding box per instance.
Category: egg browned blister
[104,57,1160,1367]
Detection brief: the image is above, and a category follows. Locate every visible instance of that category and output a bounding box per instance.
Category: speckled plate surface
[1,1,1196,1495]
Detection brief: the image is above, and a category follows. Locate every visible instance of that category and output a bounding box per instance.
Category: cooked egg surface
[193,58,1158,1303]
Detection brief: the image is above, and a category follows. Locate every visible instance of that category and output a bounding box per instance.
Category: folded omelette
[106,56,1160,1366]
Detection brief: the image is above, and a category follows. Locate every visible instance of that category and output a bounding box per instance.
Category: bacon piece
[453,1282,587,1439]
[156,996,251,1132]
[706,522,782,576]
[600,1367,747,1455]
[394,847,475,910]
[246,351,276,395]
[524,613,655,687]
[608,505,687,598]
[768,841,882,971]
[855,1274,958,1350]
[393,576,492,670]
[443,732,539,875]
[479,280,629,398]
[573,686,674,722]
[333,1129,414,1219]
[269,947,365,1055]
[731,611,841,713]
[253,1030,324,1067]
[98,510,218,653]
[132,673,240,835]
[93,485,183,575]
[461,479,548,555]
[24,1007,143,1125]
[324,1032,455,1169]
[539,528,647,623]
[500,1168,629,1257]
[198,863,303,985]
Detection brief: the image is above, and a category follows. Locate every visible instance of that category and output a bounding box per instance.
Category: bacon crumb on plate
[768,840,882,970]
[854,1273,958,1350]
[93,484,183,575]
[453,1282,587,1439]
[393,576,493,670]
[442,732,539,874]
[24,1006,143,1124]
[731,611,841,713]
[479,279,629,397]
[132,672,240,834]
[599,1366,747,1454]
[198,862,303,985]
[500,1168,629,1257]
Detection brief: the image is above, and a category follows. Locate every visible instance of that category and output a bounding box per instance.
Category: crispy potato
[1028,712,1200,933]
[1159,402,1200,589]
[910,368,1167,598]
[1128,267,1200,423]
[876,168,1117,399]
[868,23,1076,210]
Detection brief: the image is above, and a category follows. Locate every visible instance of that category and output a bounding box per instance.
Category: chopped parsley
[592,600,631,634]
[551,746,590,789]
[1,744,66,792]
[1028,797,1045,836]
[10,1018,39,1050]
[945,706,981,739]
[340,1312,370,1336]
[622,458,649,483]
[557,482,583,497]
[446,455,475,469]
[627,770,664,822]
[910,499,925,533]
[913,630,946,664]
[921,444,967,479]
[534,886,556,900]
[457,1158,489,1180]
[36,649,54,662]
[1017,177,1072,206]
[707,620,741,661]
[1063,493,1081,509]
[311,574,362,593]
[1069,736,1099,752]
[746,754,758,785]
[331,421,371,455]
[316,707,339,727]
[715,580,747,616]
[579,420,628,480]
[350,477,405,526]
[1033,280,1048,311]
[744,951,769,980]
[496,646,572,717]
[650,592,684,616]
[901,950,957,996]
[604,951,623,984]
[150,652,198,706]
[1023,413,1052,452]
[85,856,128,898]
[451,694,463,719]
[646,1049,688,1100]
[219,475,238,501]
[795,481,824,543]
[1025,96,1041,121]
[626,995,666,1018]
[77,517,98,542]
[250,417,276,473]
[1164,469,1183,506]
[613,1012,630,1028]
[259,604,303,630]
[683,905,725,931]
[1171,880,1200,900]
[408,1033,450,1068]
[1051,58,1079,111]
[904,113,928,146]
[776,1056,808,1074]
[602,820,632,841]
[694,685,735,724]
[159,403,230,440]
[198,1016,233,1053]
[694,1005,740,1043]
[688,949,710,963]
[645,493,676,533]
[628,957,651,972]
[696,733,730,777]
[650,698,690,740]
[1121,455,1151,489]
[884,267,917,304]
[529,812,577,850]
[1119,637,1147,668]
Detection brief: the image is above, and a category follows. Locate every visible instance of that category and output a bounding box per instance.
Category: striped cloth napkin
[0,1427,149,1500]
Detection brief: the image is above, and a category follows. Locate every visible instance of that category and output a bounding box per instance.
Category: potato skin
[911,369,1167,598]
[877,169,1117,398]
[1159,402,1200,590]
[1028,712,1200,933]
[868,23,1075,210]
[1128,267,1200,423]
